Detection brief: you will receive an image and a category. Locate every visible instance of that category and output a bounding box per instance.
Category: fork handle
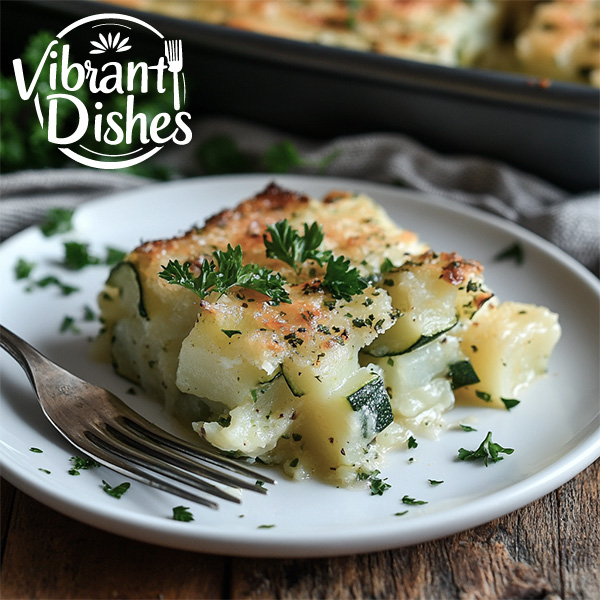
[0,325,53,393]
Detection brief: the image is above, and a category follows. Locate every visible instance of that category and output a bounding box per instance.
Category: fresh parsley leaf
[380,257,395,273]
[457,431,514,466]
[258,524,276,529]
[494,242,524,265]
[394,510,409,516]
[501,397,520,411]
[29,447,43,453]
[264,220,331,272]
[222,329,242,338]
[28,275,79,296]
[475,390,492,402]
[459,424,477,432]
[60,315,81,334]
[428,479,444,486]
[83,305,96,321]
[15,258,36,280]
[102,480,131,498]
[407,436,418,449]
[63,241,100,270]
[401,495,428,505]
[322,255,368,301]
[172,506,194,522]
[357,469,391,496]
[38,468,51,474]
[69,455,101,475]
[159,245,291,305]
[40,208,74,237]
[370,476,392,496]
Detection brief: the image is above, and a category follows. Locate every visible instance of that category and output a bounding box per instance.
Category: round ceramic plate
[1,174,598,558]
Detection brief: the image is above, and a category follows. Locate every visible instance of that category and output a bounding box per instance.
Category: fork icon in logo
[164,40,183,110]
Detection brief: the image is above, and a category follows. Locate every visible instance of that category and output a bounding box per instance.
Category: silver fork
[0,325,274,509]
[164,39,183,110]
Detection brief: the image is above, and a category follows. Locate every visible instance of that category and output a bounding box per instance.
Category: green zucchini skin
[346,375,393,438]
[107,261,148,320]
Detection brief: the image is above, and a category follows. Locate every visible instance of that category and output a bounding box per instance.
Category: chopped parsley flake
[407,436,418,449]
[40,207,74,237]
[102,480,131,498]
[60,316,81,334]
[38,468,51,474]
[222,329,242,338]
[428,479,444,486]
[258,524,276,529]
[475,390,492,402]
[501,397,520,411]
[494,242,524,265]
[29,447,43,453]
[401,495,428,505]
[15,258,36,280]
[172,506,194,522]
[394,510,409,516]
[459,424,477,432]
[457,431,514,466]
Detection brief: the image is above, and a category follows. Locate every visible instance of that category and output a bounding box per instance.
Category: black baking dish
[7,0,600,192]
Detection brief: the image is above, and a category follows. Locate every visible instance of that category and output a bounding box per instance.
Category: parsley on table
[101,480,131,499]
[172,506,194,522]
[159,245,291,305]
[457,431,514,466]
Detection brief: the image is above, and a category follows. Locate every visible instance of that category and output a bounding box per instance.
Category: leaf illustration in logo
[90,31,131,54]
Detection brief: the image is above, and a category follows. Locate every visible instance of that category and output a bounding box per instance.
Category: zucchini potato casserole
[95,184,560,486]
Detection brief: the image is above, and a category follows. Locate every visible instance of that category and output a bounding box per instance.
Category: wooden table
[1,459,598,599]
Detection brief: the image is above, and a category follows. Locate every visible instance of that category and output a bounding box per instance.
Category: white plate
[1,174,599,558]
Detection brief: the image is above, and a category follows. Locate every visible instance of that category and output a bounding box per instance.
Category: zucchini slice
[106,261,148,319]
[346,374,393,438]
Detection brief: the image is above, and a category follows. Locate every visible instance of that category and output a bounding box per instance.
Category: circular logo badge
[14,12,191,170]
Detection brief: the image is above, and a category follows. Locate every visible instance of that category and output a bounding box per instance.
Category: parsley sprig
[159,244,291,305]
[457,431,514,466]
[264,220,331,272]
[264,220,367,300]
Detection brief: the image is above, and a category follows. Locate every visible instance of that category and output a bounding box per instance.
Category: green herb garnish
[102,480,131,498]
[322,254,368,301]
[27,275,79,296]
[457,431,514,466]
[407,436,418,449]
[40,208,74,237]
[29,447,43,453]
[15,258,36,280]
[264,220,331,272]
[401,495,428,505]
[159,245,290,305]
[428,479,444,486]
[222,329,242,338]
[459,424,477,432]
[68,455,101,476]
[494,242,524,265]
[60,315,81,334]
[172,506,194,522]
[501,397,520,411]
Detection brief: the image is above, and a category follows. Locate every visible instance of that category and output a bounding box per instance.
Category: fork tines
[82,415,275,510]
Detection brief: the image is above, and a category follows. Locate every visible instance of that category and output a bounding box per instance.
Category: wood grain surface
[1,459,598,600]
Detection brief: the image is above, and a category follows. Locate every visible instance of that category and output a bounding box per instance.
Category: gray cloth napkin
[2,116,598,275]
